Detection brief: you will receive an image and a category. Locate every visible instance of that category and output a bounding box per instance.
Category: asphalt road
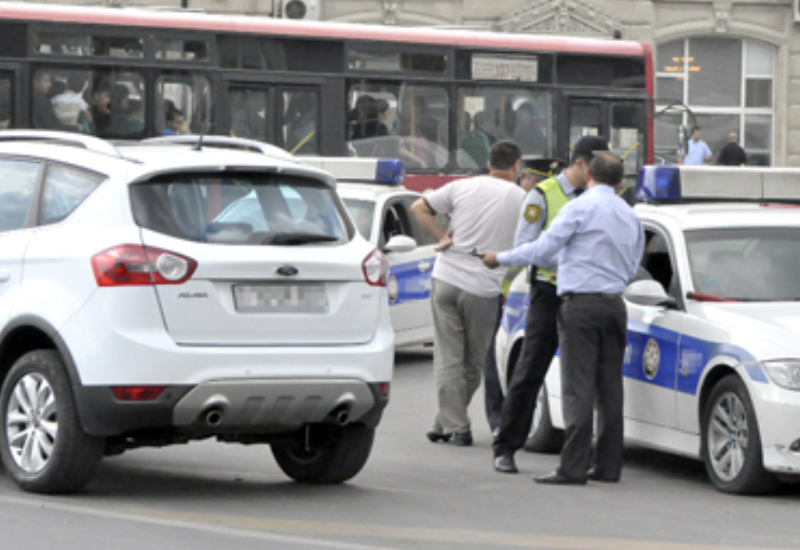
[1,348,798,550]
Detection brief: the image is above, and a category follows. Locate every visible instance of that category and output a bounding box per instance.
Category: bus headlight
[762,360,800,390]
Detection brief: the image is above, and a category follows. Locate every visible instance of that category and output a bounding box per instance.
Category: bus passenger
[163,108,186,136]
[32,71,83,133]
[108,84,144,136]
[51,73,92,133]
[88,80,112,135]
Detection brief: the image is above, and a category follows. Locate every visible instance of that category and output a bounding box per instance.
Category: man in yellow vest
[493,135,610,474]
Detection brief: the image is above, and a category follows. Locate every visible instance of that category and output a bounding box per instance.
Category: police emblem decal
[388,276,399,303]
[643,338,660,380]
[524,204,541,223]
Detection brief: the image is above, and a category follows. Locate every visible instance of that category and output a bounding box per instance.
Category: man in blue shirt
[680,126,712,165]
[483,152,644,485]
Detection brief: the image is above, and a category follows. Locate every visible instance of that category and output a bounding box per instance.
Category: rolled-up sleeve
[424,183,454,215]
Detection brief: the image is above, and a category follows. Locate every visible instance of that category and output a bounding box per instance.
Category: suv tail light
[362,249,388,287]
[92,245,197,287]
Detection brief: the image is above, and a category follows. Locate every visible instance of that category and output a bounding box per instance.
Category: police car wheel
[701,375,777,495]
[524,384,563,454]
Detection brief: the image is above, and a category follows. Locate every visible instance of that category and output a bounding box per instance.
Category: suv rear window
[131,172,353,245]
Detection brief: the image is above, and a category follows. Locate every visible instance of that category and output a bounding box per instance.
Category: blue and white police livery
[495,165,800,494]
[307,158,437,347]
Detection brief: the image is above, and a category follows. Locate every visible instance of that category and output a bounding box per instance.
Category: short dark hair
[691,126,701,134]
[166,108,184,123]
[570,135,610,166]
[489,140,521,171]
[588,152,624,186]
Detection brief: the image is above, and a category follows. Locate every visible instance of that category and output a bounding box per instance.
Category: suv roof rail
[0,130,123,158]
[143,136,295,162]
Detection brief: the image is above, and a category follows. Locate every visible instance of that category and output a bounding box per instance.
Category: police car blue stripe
[501,290,528,334]
[388,257,435,306]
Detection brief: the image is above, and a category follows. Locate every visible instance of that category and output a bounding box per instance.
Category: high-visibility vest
[535,177,568,285]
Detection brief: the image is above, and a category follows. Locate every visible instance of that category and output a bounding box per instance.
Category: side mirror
[384,235,417,254]
[624,280,678,309]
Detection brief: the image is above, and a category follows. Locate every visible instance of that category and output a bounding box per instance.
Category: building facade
[7,0,798,166]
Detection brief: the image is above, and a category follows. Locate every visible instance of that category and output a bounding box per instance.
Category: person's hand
[482,251,500,269]
[435,229,453,252]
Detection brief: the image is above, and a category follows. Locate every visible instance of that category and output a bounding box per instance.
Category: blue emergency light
[635,166,681,201]
[375,159,405,185]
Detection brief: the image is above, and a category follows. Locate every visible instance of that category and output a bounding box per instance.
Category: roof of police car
[635,202,800,231]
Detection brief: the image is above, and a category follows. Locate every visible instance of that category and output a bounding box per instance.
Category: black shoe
[452,431,473,447]
[533,470,586,485]
[493,454,518,474]
[587,468,620,483]
[426,431,452,443]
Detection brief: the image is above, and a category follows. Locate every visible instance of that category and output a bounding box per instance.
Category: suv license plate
[233,284,329,313]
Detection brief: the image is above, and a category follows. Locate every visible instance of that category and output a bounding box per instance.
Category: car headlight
[761,360,800,390]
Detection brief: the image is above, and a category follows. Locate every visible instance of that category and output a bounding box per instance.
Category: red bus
[0,3,653,192]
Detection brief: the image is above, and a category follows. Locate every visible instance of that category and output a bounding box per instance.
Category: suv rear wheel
[0,351,104,494]
[272,424,374,483]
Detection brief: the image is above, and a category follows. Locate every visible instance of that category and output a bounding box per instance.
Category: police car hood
[698,302,800,359]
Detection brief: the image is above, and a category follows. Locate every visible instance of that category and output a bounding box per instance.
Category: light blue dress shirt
[497,184,645,295]
[682,138,712,166]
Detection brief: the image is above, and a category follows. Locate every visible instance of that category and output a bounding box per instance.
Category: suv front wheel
[0,351,105,494]
[272,424,375,483]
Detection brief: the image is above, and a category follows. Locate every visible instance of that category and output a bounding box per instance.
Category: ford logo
[276,266,299,277]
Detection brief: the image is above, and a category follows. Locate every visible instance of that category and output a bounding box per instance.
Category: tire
[272,424,375,484]
[0,350,104,494]
[701,375,778,495]
[523,384,563,453]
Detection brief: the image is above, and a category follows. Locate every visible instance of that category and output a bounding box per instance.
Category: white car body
[0,133,393,493]
[495,165,800,494]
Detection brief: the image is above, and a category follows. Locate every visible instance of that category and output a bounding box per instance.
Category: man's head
[33,72,52,95]
[166,108,186,132]
[691,126,702,140]
[518,156,566,192]
[92,81,111,114]
[587,152,624,188]
[488,140,522,180]
[728,131,738,143]
[567,135,610,189]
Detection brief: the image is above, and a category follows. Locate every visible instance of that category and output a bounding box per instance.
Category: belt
[561,292,622,301]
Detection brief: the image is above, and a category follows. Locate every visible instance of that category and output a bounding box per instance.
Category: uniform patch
[643,338,660,380]
[524,204,542,223]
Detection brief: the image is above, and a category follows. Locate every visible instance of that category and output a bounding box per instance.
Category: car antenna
[192,123,206,151]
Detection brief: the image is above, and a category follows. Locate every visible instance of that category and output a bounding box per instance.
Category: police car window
[342,198,375,240]
[401,195,439,246]
[642,230,676,297]
[381,203,411,245]
[0,159,41,232]
[40,165,105,226]
[686,228,800,301]
[131,172,352,245]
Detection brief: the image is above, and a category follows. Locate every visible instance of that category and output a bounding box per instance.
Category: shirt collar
[586,183,616,195]
[556,172,577,197]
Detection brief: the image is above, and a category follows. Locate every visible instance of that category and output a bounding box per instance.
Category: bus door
[0,65,19,129]
[224,79,322,155]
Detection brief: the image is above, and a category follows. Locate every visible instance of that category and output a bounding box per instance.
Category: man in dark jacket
[32,71,82,133]
[717,132,748,166]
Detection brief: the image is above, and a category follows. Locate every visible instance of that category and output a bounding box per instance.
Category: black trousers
[556,294,627,481]
[483,296,505,433]
[493,281,560,455]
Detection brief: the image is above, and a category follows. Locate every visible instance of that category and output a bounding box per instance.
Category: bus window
[347,83,448,170]
[0,74,12,129]
[611,103,644,178]
[230,87,271,142]
[569,103,602,146]
[34,33,143,59]
[283,91,318,155]
[155,39,209,62]
[457,87,551,168]
[157,74,213,135]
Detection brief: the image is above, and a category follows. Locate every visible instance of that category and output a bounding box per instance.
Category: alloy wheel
[6,374,58,473]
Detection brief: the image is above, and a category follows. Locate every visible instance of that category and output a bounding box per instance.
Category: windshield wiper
[263,232,339,245]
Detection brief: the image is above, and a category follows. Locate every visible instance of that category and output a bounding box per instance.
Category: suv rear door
[130,170,382,346]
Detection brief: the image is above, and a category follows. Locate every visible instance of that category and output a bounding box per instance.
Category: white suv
[0,132,393,494]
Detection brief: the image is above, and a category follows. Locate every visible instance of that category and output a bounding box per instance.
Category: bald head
[588,152,624,187]
[728,132,738,143]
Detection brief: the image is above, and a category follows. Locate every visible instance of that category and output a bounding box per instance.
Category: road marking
[0,494,789,550]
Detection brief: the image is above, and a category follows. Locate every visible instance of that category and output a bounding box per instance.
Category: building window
[655,38,775,166]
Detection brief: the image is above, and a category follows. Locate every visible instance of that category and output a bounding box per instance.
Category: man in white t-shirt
[411,141,526,446]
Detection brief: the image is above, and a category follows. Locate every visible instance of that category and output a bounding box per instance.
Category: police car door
[381,195,436,346]
[624,226,683,430]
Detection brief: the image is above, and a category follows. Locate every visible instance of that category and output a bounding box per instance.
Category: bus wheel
[0,351,104,494]
[701,375,777,495]
[524,384,563,453]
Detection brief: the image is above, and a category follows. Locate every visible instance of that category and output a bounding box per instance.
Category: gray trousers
[431,278,499,435]
[557,294,627,481]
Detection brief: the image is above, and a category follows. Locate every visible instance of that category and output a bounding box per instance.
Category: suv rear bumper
[75,380,389,437]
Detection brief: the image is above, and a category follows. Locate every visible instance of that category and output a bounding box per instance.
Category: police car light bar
[300,158,405,185]
[636,166,800,203]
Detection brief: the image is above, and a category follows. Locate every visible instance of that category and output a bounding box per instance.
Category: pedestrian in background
[491,137,607,475]
[679,126,712,165]
[717,131,748,166]
[411,141,526,447]
[482,153,644,485]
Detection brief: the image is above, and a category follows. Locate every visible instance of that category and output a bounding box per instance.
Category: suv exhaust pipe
[204,407,224,427]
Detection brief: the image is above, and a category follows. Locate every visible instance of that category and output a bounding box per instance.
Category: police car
[214,154,438,347]
[496,165,800,494]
